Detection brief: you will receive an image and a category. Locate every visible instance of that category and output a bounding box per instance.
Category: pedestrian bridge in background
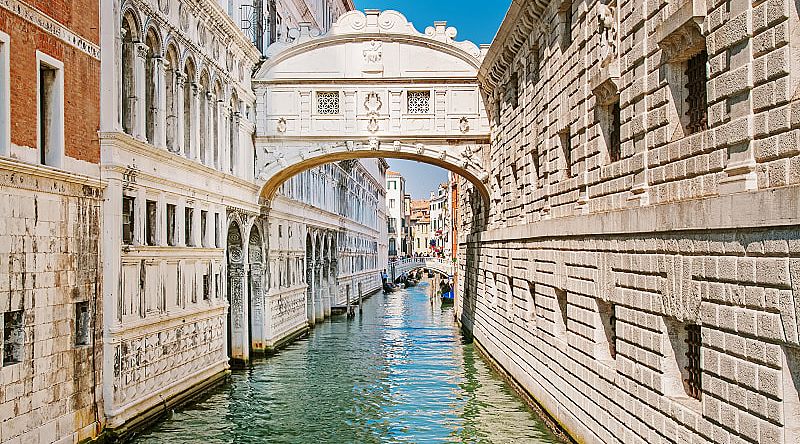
[389,257,454,279]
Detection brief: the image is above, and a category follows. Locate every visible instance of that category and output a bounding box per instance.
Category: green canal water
[133,282,563,444]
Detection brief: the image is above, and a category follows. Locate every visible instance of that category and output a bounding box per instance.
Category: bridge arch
[252,9,492,209]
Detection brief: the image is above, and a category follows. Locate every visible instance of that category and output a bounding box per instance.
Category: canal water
[133,281,563,444]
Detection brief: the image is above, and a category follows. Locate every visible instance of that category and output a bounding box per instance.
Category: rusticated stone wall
[458,0,800,442]
[0,162,103,444]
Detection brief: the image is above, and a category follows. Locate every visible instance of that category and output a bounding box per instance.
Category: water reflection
[133,282,562,444]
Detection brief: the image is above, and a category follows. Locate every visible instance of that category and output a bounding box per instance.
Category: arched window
[144,29,160,144]
[213,81,222,169]
[199,71,209,165]
[165,45,179,152]
[183,58,195,158]
[120,12,140,135]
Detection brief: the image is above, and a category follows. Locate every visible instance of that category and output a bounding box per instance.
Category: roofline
[479,0,549,94]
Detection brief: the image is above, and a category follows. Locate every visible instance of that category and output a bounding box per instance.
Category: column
[175,73,185,155]
[228,262,249,363]
[154,56,167,148]
[231,111,241,176]
[249,261,265,354]
[205,91,214,166]
[192,204,202,247]
[134,43,148,140]
[217,98,225,170]
[220,105,230,173]
[176,199,186,247]
[314,262,324,323]
[191,83,201,161]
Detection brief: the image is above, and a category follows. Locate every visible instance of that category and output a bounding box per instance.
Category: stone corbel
[655,0,706,63]
[590,70,620,106]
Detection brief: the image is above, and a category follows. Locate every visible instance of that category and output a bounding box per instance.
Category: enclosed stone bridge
[389,257,454,279]
[252,9,492,205]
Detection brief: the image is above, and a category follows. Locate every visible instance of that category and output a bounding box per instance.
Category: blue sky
[353,0,511,198]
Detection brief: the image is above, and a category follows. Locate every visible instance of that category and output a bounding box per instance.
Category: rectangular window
[685,324,702,400]
[389,199,395,209]
[122,196,135,245]
[146,200,157,246]
[560,2,573,49]
[201,210,208,247]
[317,91,340,115]
[203,272,211,300]
[185,207,194,246]
[407,91,430,114]
[215,213,221,247]
[559,130,572,178]
[0,32,9,157]
[3,310,24,365]
[530,44,540,84]
[609,102,621,163]
[37,53,64,168]
[685,51,708,135]
[166,204,176,246]
[75,302,90,346]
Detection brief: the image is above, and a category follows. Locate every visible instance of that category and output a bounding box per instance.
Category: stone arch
[305,232,315,323]
[144,27,162,145]
[212,78,223,169]
[247,224,265,354]
[164,43,180,152]
[198,70,210,165]
[314,233,323,323]
[257,141,490,207]
[120,9,141,135]
[182,56,196,158]
[229,90,240,174]
[226,220,246,362]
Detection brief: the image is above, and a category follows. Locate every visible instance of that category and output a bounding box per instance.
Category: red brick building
[0,1,103,443]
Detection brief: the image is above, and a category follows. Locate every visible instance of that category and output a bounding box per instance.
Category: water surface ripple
[134,282,563,444]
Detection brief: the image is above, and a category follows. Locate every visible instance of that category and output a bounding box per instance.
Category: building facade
[386,170,407,258]
[410,199,431,255]
[455,0,800,443]
[0,1,104,442]
[429,182,451,256]
[95,0,366,436]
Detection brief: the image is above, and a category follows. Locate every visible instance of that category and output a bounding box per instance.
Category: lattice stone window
[407,91,430,114]
[317,91,340,115]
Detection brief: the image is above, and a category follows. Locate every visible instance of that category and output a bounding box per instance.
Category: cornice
[191,0,262,62]
[100,131,259,191]
[0,156,105,190]
[479,0,549,95]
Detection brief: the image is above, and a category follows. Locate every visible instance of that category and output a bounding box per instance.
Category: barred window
[317,91,340,115]
[684,324,702,400]
[407,91,430,114]
[684,51,708,134]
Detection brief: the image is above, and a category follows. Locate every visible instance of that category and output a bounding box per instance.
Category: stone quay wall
[459,0,800,443]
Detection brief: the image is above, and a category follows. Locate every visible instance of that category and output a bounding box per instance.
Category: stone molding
[465,184,800,244]
[655,0,706,63]
[259,9,483,76]
[0,157,104,195]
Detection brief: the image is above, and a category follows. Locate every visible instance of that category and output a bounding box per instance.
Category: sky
[353,0,511,199]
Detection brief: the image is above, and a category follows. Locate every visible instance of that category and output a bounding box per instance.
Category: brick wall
[461,0,800,442]
[0,5,100,164]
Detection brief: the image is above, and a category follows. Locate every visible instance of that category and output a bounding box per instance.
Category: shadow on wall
[460,186,486,340]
